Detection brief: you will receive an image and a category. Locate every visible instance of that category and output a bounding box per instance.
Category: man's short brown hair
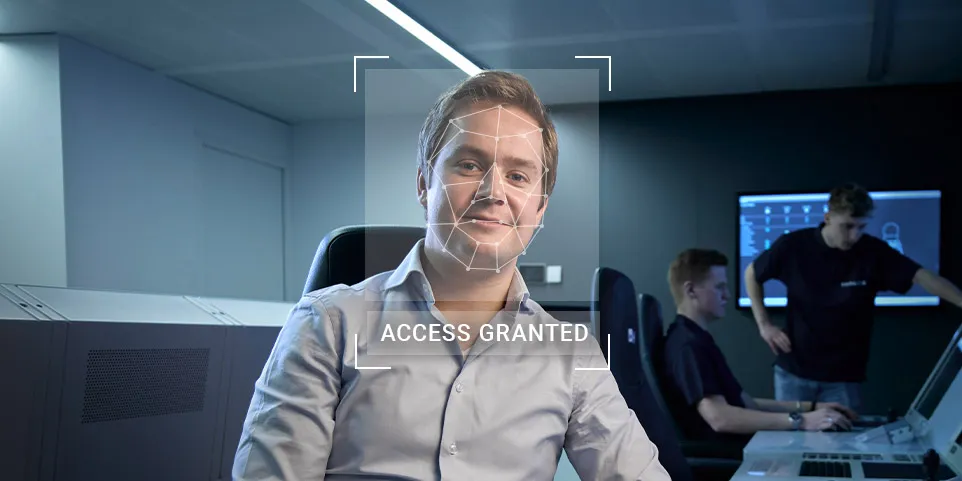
[417,71,559,200]
[667,249,729,306]
[828,183,874,218]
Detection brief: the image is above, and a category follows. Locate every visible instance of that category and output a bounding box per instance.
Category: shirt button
[449,442,458,455]
[455,382,464,393]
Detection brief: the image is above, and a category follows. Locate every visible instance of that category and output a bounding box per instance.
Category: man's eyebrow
[451,144,542,172]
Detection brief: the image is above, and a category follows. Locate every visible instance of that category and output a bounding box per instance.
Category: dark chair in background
[302,225,425,294]
[638,294,675,429]
[638,292,746,464]
[592,267,740,481]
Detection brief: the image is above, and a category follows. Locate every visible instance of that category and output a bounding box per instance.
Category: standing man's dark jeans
[773,365,863,413]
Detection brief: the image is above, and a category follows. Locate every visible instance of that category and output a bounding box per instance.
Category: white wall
[287,118,366,299]
[58,36,292,301]
[0,36,67,287]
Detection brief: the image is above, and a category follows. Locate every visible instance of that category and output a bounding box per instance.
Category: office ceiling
[1,0,960,123]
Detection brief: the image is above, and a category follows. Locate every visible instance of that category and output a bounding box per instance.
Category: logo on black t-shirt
[840,280,867,287]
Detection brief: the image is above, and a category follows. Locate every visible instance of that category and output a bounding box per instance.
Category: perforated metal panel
[82,348,209,424]
[56,321,227,481]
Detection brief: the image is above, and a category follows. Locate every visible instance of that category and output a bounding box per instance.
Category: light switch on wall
[546,265,562,284]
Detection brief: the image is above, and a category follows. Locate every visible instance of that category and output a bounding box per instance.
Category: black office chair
[592,267,741,481]
[591,267,695,481]
[638,294,676,430]
[638,292,745,464]
[303,225,426,295]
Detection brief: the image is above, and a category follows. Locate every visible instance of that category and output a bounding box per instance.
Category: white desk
[729,431,942,480]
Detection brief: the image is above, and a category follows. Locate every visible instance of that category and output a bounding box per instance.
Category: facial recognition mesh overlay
[737,190,941,308]
[360,69,601,360]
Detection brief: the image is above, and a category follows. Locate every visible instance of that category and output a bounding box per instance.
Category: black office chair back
[638,293,679,433]
[591,267,693,481]
[303,225,426,295]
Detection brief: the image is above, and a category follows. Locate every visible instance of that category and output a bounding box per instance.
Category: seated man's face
[422,101,548,271]
[693,266,729,320]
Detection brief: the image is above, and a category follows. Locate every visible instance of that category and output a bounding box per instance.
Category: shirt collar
[674,313,712,340]
[384,239,533,315]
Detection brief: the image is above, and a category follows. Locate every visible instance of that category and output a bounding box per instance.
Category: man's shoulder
[512,299,603,359]
[301,270,396,313]
[663,323,710,361]
[664,318,696,346]
[856,233,890,252]
[780,227,814,245]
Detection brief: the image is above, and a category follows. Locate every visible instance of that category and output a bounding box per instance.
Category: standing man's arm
[564,345,672,481]
[745,237,792,354]
[875,241,962,308]
[914,268,962,308]
[232,295,343,481]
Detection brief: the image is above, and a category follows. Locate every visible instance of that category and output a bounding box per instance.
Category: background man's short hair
[667,248,729,306]
[417,70,559,199]
[828,182,874,218]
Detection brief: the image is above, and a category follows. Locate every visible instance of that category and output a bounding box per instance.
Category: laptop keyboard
[803,452,883,461]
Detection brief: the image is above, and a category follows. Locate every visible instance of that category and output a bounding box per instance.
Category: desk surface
[730,431,945,480]
[743,430,929,456]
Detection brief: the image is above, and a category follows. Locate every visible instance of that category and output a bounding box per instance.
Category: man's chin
[456,245,526,272]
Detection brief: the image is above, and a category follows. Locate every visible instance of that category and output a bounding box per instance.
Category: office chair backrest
[590,267,693,481]
[638,293,679,432]
[303,225,426,295]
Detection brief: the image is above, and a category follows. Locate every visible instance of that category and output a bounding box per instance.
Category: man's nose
[476,167,506,204]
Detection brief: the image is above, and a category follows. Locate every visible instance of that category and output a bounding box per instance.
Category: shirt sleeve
[753,233,791,283]
[875,238,922,294]
[564,341,672,481]
[668,343,723,407]
[232,294,343,481]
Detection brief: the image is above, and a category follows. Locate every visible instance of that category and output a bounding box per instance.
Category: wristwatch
[789,411,803,431]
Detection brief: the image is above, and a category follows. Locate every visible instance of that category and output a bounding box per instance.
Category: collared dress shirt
[233,240,670,480]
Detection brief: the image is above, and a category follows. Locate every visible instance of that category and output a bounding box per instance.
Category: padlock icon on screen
[882,222,903,254]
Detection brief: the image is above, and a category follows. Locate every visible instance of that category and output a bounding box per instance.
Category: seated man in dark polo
[661,248,857,442]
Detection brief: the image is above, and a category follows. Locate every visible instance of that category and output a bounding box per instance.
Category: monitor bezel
[904,323,962,437]
[734,188,943,311]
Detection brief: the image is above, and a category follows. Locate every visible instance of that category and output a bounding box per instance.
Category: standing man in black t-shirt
[744,183,962,411]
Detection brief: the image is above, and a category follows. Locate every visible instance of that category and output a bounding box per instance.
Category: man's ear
[416,167,428,207]
[823,212,831,225]
[683,281,696,298]
[537,195,549,215]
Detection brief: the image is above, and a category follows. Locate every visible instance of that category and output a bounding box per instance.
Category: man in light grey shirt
[232,70,671,481]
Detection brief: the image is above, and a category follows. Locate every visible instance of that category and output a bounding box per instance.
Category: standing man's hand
[745,262,791,355]
[759,323,791,355]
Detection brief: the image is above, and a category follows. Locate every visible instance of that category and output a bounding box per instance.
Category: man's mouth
[466,216,504,224]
